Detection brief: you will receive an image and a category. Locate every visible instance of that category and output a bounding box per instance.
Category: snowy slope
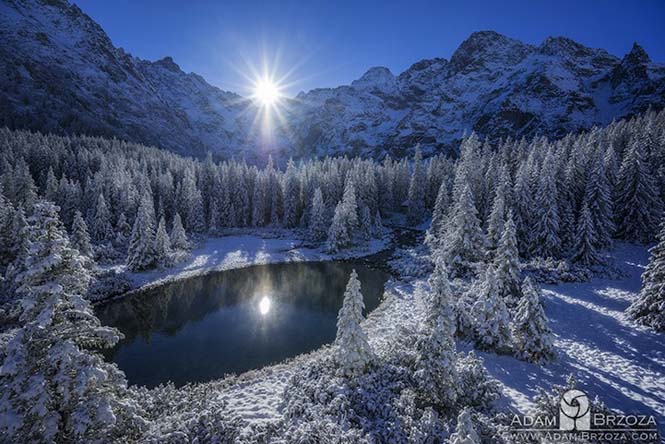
[1,1,665,160]
[479,243,665,433]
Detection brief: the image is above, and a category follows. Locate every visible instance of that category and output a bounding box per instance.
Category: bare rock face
[1,0,664,161]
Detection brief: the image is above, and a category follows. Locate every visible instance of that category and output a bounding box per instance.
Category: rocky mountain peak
[449,30,531,72]
[625,42,651,65]
[351,66,397,92]
[154,56,182,73]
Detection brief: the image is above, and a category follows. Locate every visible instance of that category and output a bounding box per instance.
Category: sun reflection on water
[258,295,272,316]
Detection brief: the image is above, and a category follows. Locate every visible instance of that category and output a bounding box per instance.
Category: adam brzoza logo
[507,388,660,443]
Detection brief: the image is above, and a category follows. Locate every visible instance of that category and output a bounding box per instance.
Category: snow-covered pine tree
[127,191,157,271]
[333,270,374,376]
[341,178,359,234]
[326,201,349,253]
[71,210,94,259]
[424,181,449,250]
[180,168,206,233]
[493,212,521,307]
[208,198,221,236]
[584,150,615,249]
[627,217,665,331]
[571,201,602,265]
[11,159,37,212]
[44,167,59,203]
[449,408,480,444]
[282,159,300,228]
[359,206,372,241]
[0,201,145,442]
[251,174,267,227]
[532,150,561,259]
[113,212,131,248]
[0,192,16,266]
[372,209,384,237]
[170,212,189,251]
[309,188,327,242]
[441,182,485,274]
[407,146,427,224]
[8,206,27,266]
[92,193,113,242]
[486,180,507,256]
[512,161,535,257]
[471,265,511,352]
[154,215,172,268]
[512,277,555,362]
[414,258,458,407]
[615,136,663,243]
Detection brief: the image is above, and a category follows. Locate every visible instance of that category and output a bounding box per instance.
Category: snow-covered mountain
[1,0,664,161]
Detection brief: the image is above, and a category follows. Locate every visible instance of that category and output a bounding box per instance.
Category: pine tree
[615,136,662,243]
[414,258,458,407]
[12,159,37,211]
[92,194,113,242]
[571,201,602,265]
[584,152,615,249]
[512,162,535,257]
[71,210,94,259]
[472,266,511,352]
[326,201,349,253]
[282,159,300,228]
[424,181,449,250]
[8,206,27,265]
[170,212,189,251]
[208,198,221,236]
[309,188,327,242]
[44,167,59,203]
[494,213,521,306]
[127,191,157,271]
[359,206,372,241]
[372,209,384,236]
[341,178,359,233]
[512,277,555,362]
[407,147,427,224]
[0,192,16,266]
[154,216,172,268]
[486,182,506,256]
[441,182,485,274]
[0,201,145,443]
[449,408,480,444]
[113,212,131,248]
[532,150,561,259]
[333,270,374,376]
[627,218,665,331]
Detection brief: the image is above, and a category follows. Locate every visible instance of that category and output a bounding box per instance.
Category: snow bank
[116,232,390,293]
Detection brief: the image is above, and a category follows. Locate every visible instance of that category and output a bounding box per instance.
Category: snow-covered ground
[479,242,665,433]
[118,232,390,292]
[184,242,665,434]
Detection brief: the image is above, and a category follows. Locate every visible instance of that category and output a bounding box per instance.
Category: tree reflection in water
[95,261,389,388]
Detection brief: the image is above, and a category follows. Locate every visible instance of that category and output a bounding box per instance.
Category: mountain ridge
[1,0,664,161]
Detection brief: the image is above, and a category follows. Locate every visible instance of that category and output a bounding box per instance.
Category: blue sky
[73,0,665,97]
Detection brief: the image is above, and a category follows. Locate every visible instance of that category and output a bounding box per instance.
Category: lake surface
[96,261,390,387]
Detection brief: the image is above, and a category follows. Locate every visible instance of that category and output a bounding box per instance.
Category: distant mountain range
[1,0,664,161]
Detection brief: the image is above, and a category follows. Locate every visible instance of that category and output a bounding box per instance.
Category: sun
[253,78,282,106]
